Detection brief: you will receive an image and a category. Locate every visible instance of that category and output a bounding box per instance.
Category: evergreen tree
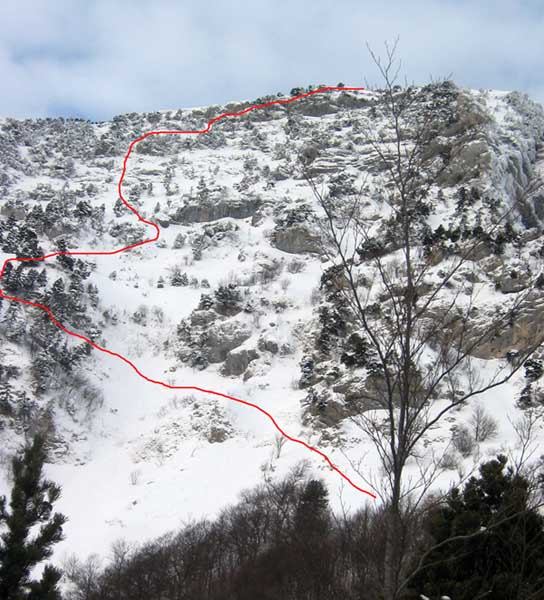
[0,434,66,599]
[36,269,47,289]
[3,263,23,294]
[0,380,14,417]
[57,341,78,374]
[113,198,126,218]
[294,479,330,537]
[2,261,13,292]
[197,176,209,200]
[173,233,185,249]
[48,278,67,321]
[74,259,92,280]
[284,480,334,599]
[170,267,188,287]
[44,201,63,233]
[413,455,544,600]
[74,200,92,220]
[214,284,242,315]
[86,283,99,309]
[55,239,74,272]
[68,273,87,325]
[2,302,27,342]
[21,269,39,299]
[2,216,20,255]
[18,227,43,260]
[198,293,214,310]
[31,350,57,395]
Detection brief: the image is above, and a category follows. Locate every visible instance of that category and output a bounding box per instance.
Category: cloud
[0,0,542,120]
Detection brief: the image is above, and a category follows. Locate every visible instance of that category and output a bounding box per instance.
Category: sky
[1,0,543,121]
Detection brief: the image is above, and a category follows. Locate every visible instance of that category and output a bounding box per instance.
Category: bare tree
[304,40,544,599]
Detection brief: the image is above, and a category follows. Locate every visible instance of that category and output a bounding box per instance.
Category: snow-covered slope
[0,84,543,565]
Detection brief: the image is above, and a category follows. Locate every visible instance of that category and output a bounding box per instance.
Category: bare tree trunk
[304,40,544,599]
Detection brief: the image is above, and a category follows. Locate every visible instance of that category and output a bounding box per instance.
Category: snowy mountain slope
[0,84,544,564]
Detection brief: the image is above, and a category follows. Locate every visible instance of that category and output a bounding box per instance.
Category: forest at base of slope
[2,432,544,599]
[60,453,544,600]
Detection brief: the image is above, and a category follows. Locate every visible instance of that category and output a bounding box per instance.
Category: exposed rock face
[221,348,259,376]
[466,292,544,359]
[205,320,252,363]
[332,375,373,406]
[272,225,322,254]
[257,337,279,354]
[494,268,532,294]
[271,166,290,181]
[170,195,261,224]
[439,140,492,186]
[332,373,404,411]
[426,290,544,360]
[532,194,544,221]
[303,388,352,428]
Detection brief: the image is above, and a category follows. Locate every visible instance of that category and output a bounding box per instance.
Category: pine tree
[198,293,214,310]
[0,380,14,417]
[170,267,188,287]
[2,261,13,289]
[55,239,74,272]
[3,263,24,294]
[36,269,47,289]
[290,480,333,598]
[21,269,39,298]
[86,283,99,309]
[214,284,242,315]
[113,198,126,217]
[44,201,63,233]
[173,233,185,249]
[0,434,66,599]
[294,479,330,536]
[68,273,86,323]
[18,227,43,259]
[413,455,544,599]
[48,278,67,321]
[2,302,27,342]
[32,350,57,395]
[74,200,92,220]
[197,176,209,200]
[74,259,92,280]
[2,215,20,254]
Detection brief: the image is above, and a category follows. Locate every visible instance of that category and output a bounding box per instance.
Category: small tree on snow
[173,233,186,249]
[170,267,188,287]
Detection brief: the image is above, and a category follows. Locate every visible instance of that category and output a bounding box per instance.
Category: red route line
[0,86,376,500]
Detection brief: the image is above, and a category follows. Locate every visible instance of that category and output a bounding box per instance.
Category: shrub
[451,424,475,457]
[287,258,305,274]
[471,402,498,443]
